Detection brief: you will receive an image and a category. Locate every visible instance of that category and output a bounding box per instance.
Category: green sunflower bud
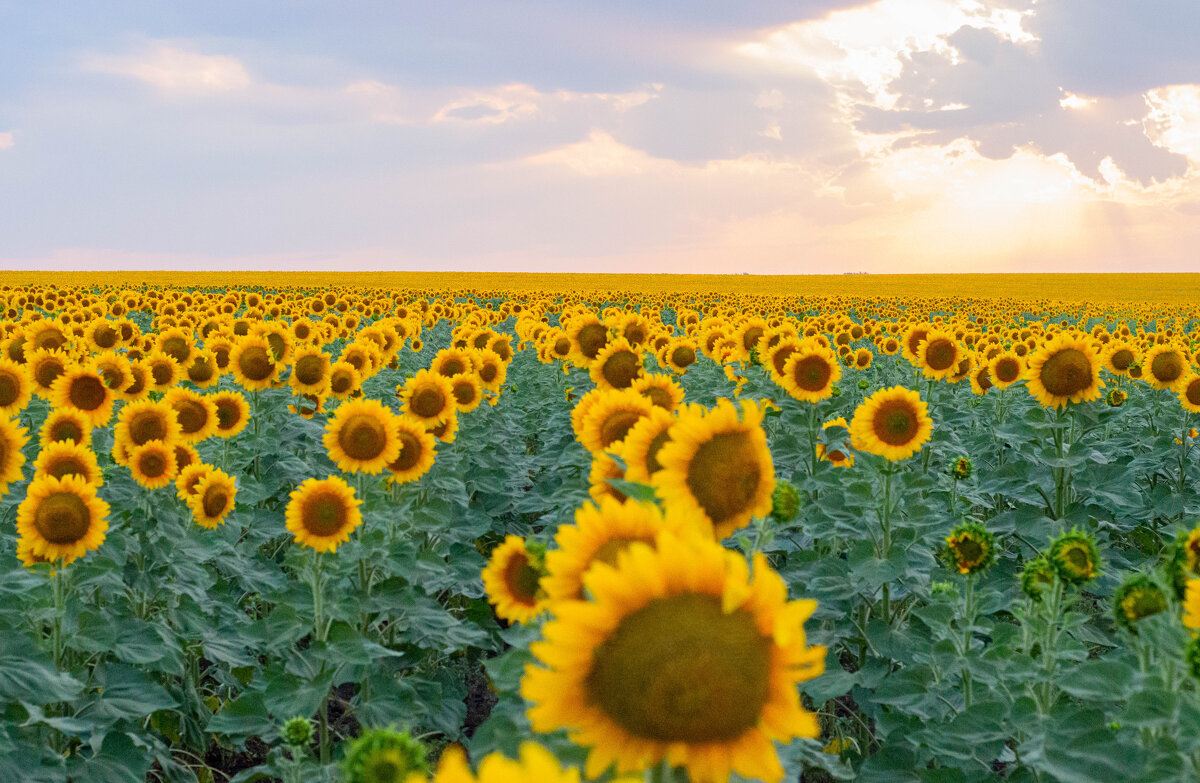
[1020,555,1057,601]
[341,728,428,783]
[942,522,995,575]
[281,716,314,747]
[1112,573,1166,630]
[950,456,974,481]
[769,479,801,524]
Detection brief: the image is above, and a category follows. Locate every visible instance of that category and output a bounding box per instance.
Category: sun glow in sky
[0,1,1197,273]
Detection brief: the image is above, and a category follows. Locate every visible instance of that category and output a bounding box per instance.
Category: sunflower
[848,386,932,462]
[229,335,279,391]
[26,348,70,399]
[1143,344,1188,391]
[567,314,610,364]
[1048,528,1101,586]
[183,350,221,389]
[144,351,182,392]
[164,388,219,443]
[325,398,402,474]
[1020,555,1057,602]
[630,374,684,412]
[289,347,331,395]
[51,366,115,427]
[33,440,103,486]
[175,463,213,499]
[399,369,455,426]
[1185,578,1200,631]
[942,522,995,575]
[112,401,180,464]
[543,497,683,603]
[16,535,56,570]
[285,475,363,553]
[916,330,962,380]
[0,417,28,496]
[172,441,200,476]
[986,351,1024,389]
[578,389,655,455]
[652,398,774,540]
[816,417,854,468]
[0,357,33,416]
[121,359,152,401]
[482,535,547,624]
[210,390,251,438]
[431,347,475,379]
[587,452,629,504]
[326,360,361,401]
[472,348,507,392]
[523,531,824,783]
[449,373,483,413]
[1103,341,1139,376]
[128,439,179,489]
[16,474,110,564]
[341,728,429,783]
[780,342,841,403]
[188,469,237,529]
[427,409,459,444]
[39,408,91,449]
[664,339,699,373]
[590,338,644,391]
[1178,373,1200,413]
[1024,334,1104,408]
[1112,573,1166,630]
[89,350,134,395]
[617,407,677,484]
[385,415,437,485]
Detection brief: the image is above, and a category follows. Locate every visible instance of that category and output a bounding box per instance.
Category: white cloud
[1144,84,1200,162]
[520,130,672,176]
[1059,90,1096,110]
[0,132,13,149]
[85,43,251,92]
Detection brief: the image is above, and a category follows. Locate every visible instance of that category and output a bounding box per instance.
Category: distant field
[3,271,1199,304]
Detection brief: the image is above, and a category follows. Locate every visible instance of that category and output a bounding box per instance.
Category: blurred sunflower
[0,417,28,497]
[631,374,684,412]
[579,389,655,454]
[0,357,33,416]
[816,417,854,468]
[523,532,824,783]
[164,388,219,443]
[617,407,677,484]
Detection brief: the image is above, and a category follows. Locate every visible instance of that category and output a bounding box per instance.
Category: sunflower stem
[251,389,261,478]
[960,574,976,709]
[1178,410,1191,495]
[51,560,65,672]
[308,549,331,764]
[878,465,894,624]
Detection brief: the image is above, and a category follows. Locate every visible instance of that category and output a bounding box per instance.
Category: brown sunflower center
[439,357,467,377]
[294,355,326,386]
[792,355,832,392]
[924,339,956,371]
[390,431,423,472]
[641,386,673,410]
[577,323,609,360]
[150,361,174,386]
[994,357,1021,382]
[330,371,353,394]
[34,359,64,389]
[302,490,349,536]
[953,536,983,566]
[645,430,671,475]
[586,593,770,743]
[161,336,190,363]
[625,323,648,345]
[1039,348,1093,396]
[599,410,644,448]
[601,350,641,389]
[188,357,215,382]
[139,450,169,478]
[684,430,762,525]
[742,326,764,352]
[1110,348,1134,371]
[338,413,389,461]
[174,400,209,435]
[452,379,478,406]
[590,536,648,570]
[238,346,274,381]
[266,333,286,361]
[34,491,92,544]
[68,375,107,411]
[410,386,447,419]
[93,324,118,349]
[1186,379,1200,406]
[129,410,168,445]
[0,371,20,406]
[50,419,84,443]
[479,363,498,383]
[771,346,797,375]
[1151,351,1183,383]
[502,551,541,605]
[871,400,920,446]
[907,329,928,357]
[671,345,696,368]
[202,487,230,518]
[216,400,243,430]
[553,337,572,357]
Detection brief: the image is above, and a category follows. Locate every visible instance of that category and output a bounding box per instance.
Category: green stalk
[309,550,331,764]
[52,562,65,671]
[961,574,976,709]
[879,466,894,624]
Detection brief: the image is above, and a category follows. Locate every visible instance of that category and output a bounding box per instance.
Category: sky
[1,0,1198,274]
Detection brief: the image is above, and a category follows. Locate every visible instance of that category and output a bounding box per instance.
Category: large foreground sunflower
[414,743,581,783]
[523,532,825,783]
[652,398,774,539]
[17,473,110,564]
[1024,334,1103,408]
[848,386,932,461]
[285,475,363,552]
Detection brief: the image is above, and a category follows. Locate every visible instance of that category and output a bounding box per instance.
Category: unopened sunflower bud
[950,456,974,481]
[769,479,801,523]
[281,716,314,747]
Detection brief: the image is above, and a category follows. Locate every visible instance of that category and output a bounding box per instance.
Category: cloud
[1144,84,1200,163]
[84,42,251,91]
[0,132,13,149]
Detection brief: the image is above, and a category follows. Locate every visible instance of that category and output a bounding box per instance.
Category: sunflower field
[1,275,1199,783]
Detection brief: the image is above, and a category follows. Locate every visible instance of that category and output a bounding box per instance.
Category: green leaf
[1058,659,1136,701]
[206,691,278,740]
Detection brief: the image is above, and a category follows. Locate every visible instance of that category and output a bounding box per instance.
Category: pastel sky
[1,0,1198,274]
